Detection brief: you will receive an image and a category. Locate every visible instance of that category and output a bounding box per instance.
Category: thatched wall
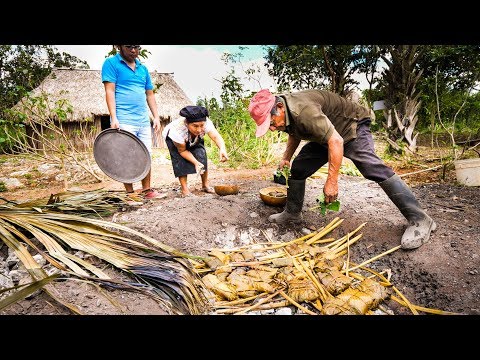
[14,68,192,150]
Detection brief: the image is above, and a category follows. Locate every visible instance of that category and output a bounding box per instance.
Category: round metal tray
[93,128,151,183]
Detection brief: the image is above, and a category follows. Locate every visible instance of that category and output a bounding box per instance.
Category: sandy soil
[0,143,479,316]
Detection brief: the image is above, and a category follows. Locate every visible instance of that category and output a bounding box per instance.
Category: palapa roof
[15,68,193,121]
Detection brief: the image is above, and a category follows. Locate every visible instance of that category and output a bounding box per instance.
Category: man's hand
[110,118,120,129]
[279,159,290,170]
[323,178,339,204]
[152,118,161,133]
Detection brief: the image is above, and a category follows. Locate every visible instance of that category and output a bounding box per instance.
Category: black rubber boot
[269,179,305,224]
[379,174,437,249]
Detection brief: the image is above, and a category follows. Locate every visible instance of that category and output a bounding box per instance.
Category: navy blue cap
[180,105,209,123]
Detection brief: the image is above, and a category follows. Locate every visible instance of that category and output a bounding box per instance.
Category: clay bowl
[259,186,287,206]
[214,184,240,196]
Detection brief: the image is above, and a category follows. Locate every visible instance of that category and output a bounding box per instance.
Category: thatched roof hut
[14,68,192,150]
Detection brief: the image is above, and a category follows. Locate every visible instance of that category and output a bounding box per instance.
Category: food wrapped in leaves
[275,266,295,282]
[241,251,255,261]
[270,257,294,267]
[229,252,245,263]
[317,269,352,295]
[208,249,229,264]
[204,256,224,270]
[314,256,344,272]
[227,272,257,298]
[227,272,275,297]
[285,243,303,256]
[215,272,229,282]
[321,278,391,315]
[287,277,320,302]
[246,266,277,282]
[202,273,238,301]
[215,264,233,276]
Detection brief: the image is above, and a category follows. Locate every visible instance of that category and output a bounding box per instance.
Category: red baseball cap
[248,89,276,137]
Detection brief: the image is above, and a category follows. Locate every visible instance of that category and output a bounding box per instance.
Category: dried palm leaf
[0,274,59,311]
[12,188,133,218]
[0,204,208,315]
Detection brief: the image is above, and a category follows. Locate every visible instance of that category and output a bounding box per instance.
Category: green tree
[0,45,88,151]
[0,45,88,117]
[264,45,365,96]
[198,50,286,168]
[417,45,480,145]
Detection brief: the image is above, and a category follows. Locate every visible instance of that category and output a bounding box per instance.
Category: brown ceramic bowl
[214,184,240,196]
[259,186,287,206]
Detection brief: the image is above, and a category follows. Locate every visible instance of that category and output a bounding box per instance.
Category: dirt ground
[0,140,479,316]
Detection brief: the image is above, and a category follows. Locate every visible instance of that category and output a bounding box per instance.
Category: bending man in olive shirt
[248,89,436,250]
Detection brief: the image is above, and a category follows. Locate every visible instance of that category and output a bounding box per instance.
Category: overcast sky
[54,45,276,103]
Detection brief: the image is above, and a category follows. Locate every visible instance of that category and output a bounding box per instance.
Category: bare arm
[104,82,119,129]
[207,128,229,162]
[173,141,204,173]
[146,89,161,133]
[279,135,301,169]
[323,129,344,203]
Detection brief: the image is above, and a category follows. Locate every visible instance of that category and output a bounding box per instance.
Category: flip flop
[201,186,216,194]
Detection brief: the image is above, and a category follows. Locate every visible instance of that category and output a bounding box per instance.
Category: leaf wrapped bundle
[321,278,391,315]
[287,277,320,302]
[202,273,237,301]
[317,269,352,295]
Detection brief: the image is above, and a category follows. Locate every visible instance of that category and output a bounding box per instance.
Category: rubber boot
[379,174,437,249]
[269,179,305,224]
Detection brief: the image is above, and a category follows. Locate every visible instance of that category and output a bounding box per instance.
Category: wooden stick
[306,217,344,245]
[298,258,330,302]
[343,245,401,273]
[328,222,366,251]
[234,290,283,315]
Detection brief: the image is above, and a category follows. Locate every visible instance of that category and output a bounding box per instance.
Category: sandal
[202,186,216,194]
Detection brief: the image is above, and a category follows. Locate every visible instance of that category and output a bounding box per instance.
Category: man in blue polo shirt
[102,45,162,200]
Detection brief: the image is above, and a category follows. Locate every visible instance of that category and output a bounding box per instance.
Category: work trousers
[290,119,395,183]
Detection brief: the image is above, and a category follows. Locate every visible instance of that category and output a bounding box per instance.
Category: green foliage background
[198,98,287,169]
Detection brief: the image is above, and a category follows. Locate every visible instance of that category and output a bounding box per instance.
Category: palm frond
[0,197,210,315]
[10,188,131,218]
[0,274,59,311]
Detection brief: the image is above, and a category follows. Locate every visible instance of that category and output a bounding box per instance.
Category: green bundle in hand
[275,165,291,188]
[312,193,341,216]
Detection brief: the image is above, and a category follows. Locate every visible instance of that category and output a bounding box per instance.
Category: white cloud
[53,45,275,103]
